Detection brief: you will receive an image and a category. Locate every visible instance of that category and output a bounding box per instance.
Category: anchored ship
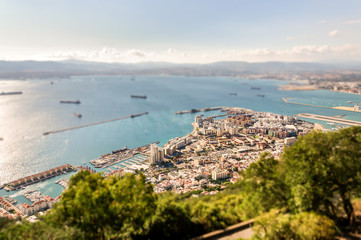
[0,91,22,95]
[60,100,81,104]
[131,95,147,99]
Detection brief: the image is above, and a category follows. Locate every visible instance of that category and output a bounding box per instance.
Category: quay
[43,112,149,135]
[295,113,361,126]
[3,164,76,191]
[282,97,361,113]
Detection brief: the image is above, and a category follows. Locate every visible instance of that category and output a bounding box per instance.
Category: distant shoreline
[278,84,319,91]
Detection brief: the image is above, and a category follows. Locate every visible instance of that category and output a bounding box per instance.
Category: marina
[55,179,69,189]
[2,164,76,191]
[90,141,156,168]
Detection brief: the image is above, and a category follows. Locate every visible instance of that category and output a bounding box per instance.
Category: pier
[295,113,361,126]
[43,112,148,135]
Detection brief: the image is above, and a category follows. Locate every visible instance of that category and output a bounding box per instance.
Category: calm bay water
[1,76,361,200]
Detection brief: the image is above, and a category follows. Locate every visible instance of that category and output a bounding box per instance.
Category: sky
[0,0,361,63]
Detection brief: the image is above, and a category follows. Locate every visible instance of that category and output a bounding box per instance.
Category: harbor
[43,112,149,135]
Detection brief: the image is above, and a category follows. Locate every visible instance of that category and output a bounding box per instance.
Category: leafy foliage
[252,210,336,240]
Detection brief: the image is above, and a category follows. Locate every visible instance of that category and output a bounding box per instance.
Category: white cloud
[286,36,295,41]
[344,19,361,24]
[167,48,177,54]
[328,30,340,37]
[6,44,361,63]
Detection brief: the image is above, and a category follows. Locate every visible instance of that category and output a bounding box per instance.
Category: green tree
[238,152,288,218]
[46,171,156,239]
[145,192,199,240]
[282,127,361,224]
[252,210,335,240]
[1,220,84,240]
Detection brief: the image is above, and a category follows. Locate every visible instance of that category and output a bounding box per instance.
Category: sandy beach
[279,84,319,91]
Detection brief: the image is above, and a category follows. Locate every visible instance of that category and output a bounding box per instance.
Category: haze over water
[1,76,361,187]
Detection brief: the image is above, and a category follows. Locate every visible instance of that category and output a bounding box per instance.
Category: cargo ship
[60,100,81,104]
[131,95,147,99]
[0,91,22,95]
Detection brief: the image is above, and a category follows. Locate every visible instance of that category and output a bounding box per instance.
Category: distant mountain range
[0,60,360,79]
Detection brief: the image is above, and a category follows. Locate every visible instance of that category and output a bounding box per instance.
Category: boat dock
[43,112,149,135]
[295,113,361,126]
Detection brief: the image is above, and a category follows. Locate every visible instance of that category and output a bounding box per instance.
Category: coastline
[278,84,319,91]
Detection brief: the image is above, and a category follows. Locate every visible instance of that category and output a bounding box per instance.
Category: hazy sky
[1,0,361,63]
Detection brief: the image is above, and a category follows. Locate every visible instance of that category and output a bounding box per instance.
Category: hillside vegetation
[1,126,361,239]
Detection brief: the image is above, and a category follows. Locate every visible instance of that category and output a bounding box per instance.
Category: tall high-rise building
[149,144,164,164]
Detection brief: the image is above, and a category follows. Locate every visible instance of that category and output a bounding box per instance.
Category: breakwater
[3,164,76,191]
[43,112,149,135]
[175,107,222,115]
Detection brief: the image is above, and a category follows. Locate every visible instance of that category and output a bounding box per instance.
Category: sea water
[1,76,361,200]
